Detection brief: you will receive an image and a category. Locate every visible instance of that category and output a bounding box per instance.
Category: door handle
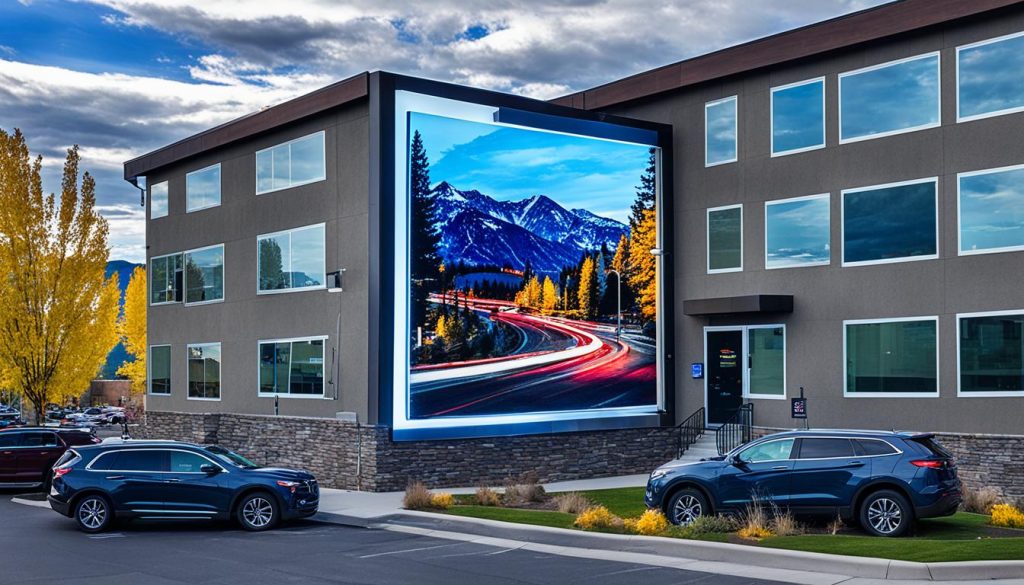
[105,475,125,480]
[2,451,11,456]
[164,478,181,483]
[771,466,788,471]
[846,461,864,467]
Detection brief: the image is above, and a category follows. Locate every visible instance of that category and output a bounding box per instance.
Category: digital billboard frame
[371,74,674,441]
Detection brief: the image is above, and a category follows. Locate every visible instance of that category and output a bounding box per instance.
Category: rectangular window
[771,78,825,156]
[705,96,737,166]
[765,194,830,269]
[957,32,1024,122]
[958,165,1024,255]
[842,178,937,266]
[748,326,785,398]
[844,318,938,397]
[257,224,326,293]
[186,163,221,212]
[839,53,940,143]
[707,204,742,273]
[149,345,171,395]
[187,343,221,400]
[958,311,1024,396]
[150,181,168,219]
[149,253,183,305]
[256,131,326,194]
[184,245,225,305]
[258,337,326,397]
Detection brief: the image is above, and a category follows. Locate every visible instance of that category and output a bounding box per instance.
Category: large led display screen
[391,90,664,440]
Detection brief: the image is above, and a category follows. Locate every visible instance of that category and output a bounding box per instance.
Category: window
[259,337,326,396]
[839,53,940,143]
[798,438,855,459]
[109,450,169,472]
[765,194,830,269]
[188,343,221,400]
[705,96,737,166]
[0,433,19,448]
[748,326,785,398]
[842,179,937,266]
[256,131,326,194]
[149,345,171,395]
[771,78,825,156]
[739,439,794,463]
[854,439,899,456]
[707,204,742,273]
[184,245,224,305]
[957,32,1024,122]
[20,433,58,447]
[257,224,326,293]
[169,451,212,473]
[958,311,1024,396]
[958,165,1024,255]
[150,181,168,219]
[150,253,183,305]
[844,318,938,397]
[186,164,221,212]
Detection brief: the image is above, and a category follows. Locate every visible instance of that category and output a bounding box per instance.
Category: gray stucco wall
[604,9,1024,435]
[145,101,372,421]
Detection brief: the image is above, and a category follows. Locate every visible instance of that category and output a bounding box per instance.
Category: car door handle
[164,478,181,483]
[771,466,788,471]
[1,451,11,456]
[105,475,125,480]
[846,461,865,467]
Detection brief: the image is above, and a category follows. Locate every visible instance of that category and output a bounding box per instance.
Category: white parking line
[358,542,465,559]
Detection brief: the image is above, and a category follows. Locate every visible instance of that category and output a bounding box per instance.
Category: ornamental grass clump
[991,503,1024,529]
[737,495,774,540]
[553,492,592,514]
[962,486,1002,515]
[403,481,434,510]
[430,492,455,510]
[474,487,502,507]
[624,509,669,536]
[574,506,623,531]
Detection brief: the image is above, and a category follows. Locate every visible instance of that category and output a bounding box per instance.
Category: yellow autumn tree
[541,276,558,313]
[577,256,598,319]
[610,233,630,280]
[0,129,121,423]
[435,313,449,339]
[116,266,147,394]
[628,208,658,323]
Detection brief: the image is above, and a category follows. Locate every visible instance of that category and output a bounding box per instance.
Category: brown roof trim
[124,72,369,181]
[553,0,1023,110]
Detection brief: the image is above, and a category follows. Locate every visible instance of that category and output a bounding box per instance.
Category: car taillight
[911,459,946,469]
[53,467,72,478]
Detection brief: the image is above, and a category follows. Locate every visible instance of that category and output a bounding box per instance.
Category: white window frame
[149,181,168,220]
[148,252,183,306]
[956,309,1024,397]
[956,31,1024,124]
[257,335,329,399]
[255,131,327,195]
[770,77,826,157]
[957,163,1024,257]
[707,203,743,274]
[148,344,172,396]
[764,193,831,270]
[185,163,221,213]
[838,52,942,145]
[256,223,327,295]
[186,342,222,402]
[840,177,939,267]
[842,316,940,398]
[702,325,787,405]
[705,96,738,167]
[183,244,226,307]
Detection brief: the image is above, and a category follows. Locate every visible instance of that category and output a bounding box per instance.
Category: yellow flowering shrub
[574,506,622,531]
[991,503,1024,529]
[430,492,455,510]
[625,509,669,536]
[737,525,775,539]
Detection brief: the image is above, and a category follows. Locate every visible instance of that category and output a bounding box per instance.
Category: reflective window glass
[184,245,224,304]
[150,181,168,219]
[749,327,785,397]
[843,180,936,265]
[772,79,825,155]
[150,346,171,395]
[959,166,1024,255]
[840,54,940,142]
[186,164,221,212]
[188,343,221,400]
[845,319,938,395]
[765,195,830,268]
[708,205,742,272]
[959,313,1024,394]
[257,225,325,292]
[958,33,1024,121]
[705,97,737,166]
[256,132,326,194]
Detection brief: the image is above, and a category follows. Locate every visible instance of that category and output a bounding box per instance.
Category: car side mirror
[200,464,221,474]
[730,454,745,466]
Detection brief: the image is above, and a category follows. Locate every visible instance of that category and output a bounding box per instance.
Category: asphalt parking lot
[0,493,793,585]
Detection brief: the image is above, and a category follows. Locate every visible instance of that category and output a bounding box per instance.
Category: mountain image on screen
[406,111,659,421]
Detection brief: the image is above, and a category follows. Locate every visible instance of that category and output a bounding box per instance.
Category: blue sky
[0,0,890,261]
[413,112,650,223]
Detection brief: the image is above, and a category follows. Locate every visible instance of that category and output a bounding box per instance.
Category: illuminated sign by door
[718,348,737,368]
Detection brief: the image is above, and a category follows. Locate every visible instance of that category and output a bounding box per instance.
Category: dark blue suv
[47,440,319,532]
[645,430,961,537]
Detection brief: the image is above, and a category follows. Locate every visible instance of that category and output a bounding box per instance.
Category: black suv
[645,430,961,536]
[47,440,319,532]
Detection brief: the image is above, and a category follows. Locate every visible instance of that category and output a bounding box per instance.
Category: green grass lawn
[442,488,1024,562]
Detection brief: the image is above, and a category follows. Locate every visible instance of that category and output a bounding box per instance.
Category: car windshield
[205,445,259,469]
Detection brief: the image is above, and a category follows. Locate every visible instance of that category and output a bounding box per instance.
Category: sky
[413,112,651,224]
[0,0,891,262]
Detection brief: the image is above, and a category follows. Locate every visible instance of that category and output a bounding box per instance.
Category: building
[126,0,1024,493]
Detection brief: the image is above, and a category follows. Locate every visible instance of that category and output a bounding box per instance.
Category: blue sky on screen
[412,112,650,223]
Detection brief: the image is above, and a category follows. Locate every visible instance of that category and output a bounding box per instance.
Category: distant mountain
[101,260,143,379]
[429,182,628,274]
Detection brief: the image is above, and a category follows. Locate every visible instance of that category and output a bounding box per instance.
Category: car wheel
[667,488,709,526]
[860,490,912,537]
[75,495,113,533]
[237,492,279,531]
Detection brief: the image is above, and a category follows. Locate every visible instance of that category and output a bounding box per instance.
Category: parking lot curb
[312,509,1024,582]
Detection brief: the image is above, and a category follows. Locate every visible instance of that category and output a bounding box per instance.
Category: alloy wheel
[242,497,274,528]
[867,497,902,535]
[673,494,703,525]
[78,498,107,530]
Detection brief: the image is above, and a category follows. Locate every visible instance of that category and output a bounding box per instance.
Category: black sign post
[791,386,808,428]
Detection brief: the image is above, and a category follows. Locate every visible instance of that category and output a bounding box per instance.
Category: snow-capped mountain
[428,181,628,273]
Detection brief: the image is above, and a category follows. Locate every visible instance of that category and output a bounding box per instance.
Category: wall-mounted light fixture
[327,268,346,292]
[650,248,668,257]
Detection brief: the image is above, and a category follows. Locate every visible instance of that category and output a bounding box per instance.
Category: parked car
[47,440,319,533]
[0,407,26,428]
[0,428,101,490]
[645,430,961,537]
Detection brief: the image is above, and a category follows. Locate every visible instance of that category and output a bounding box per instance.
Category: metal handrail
[675,406,706,458]
[715,403,754,456]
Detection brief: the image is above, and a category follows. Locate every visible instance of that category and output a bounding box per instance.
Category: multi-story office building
[127,0,1024,490]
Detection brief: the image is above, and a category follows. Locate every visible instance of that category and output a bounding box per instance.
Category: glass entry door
[705,329,744,424]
